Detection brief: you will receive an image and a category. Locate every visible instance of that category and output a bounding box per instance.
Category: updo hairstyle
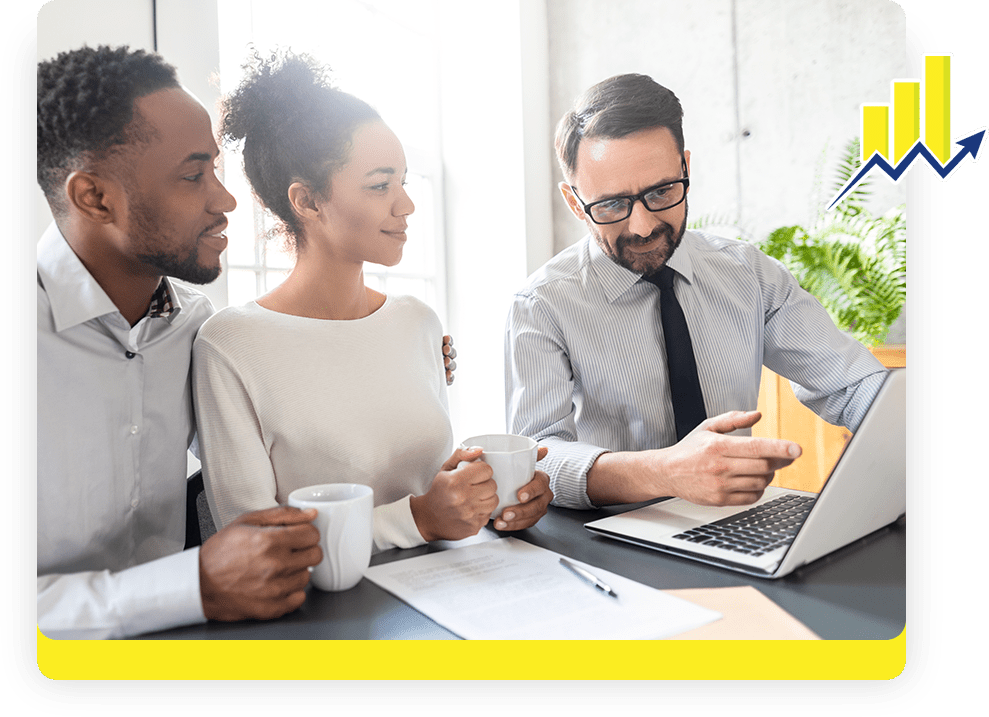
[220,50,380,250]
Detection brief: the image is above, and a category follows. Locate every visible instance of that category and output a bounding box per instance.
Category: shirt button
[131,499,139,509]
[130,425,140,435]
[125,351,136,359]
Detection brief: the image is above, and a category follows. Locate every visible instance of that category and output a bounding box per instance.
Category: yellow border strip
[38,628,905,681]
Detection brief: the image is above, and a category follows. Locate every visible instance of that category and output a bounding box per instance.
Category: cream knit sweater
[192,294,453,552]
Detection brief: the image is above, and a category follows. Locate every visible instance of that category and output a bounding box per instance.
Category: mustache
[200,218,228,236]
[614,198,688,251]
[616,223,672,249]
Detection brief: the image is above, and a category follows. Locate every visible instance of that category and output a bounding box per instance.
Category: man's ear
[683,149,691,195]
[65,171,118,224]
[559,182,586,221]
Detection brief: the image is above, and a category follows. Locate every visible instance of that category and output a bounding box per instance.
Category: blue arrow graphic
[828,129,985,209]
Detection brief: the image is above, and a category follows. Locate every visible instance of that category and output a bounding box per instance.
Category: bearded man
[505,73,887,510]
[37,45,321,638]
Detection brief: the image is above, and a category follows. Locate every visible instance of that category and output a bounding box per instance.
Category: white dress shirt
[37,222,212,639]
[505,230,888,509]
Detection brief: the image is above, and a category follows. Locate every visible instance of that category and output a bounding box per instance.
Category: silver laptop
[584,368,906,579]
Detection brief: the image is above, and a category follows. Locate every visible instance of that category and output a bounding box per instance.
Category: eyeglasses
[571,159,689,225]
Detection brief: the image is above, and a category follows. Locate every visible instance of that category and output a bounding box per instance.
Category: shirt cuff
[38,547,206,640]
[540,439,611,510]
[373,496,428,552]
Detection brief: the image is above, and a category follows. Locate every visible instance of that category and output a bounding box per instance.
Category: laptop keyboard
[671,494,816,557]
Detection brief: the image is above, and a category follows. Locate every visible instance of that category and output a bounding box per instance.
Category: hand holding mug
[410,446,497,542]
[492,445,552,531]
[199,505,322,621]
[461,436,552,530]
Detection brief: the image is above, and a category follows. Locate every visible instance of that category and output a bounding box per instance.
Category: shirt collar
[147,277,177,319]
[587,229,697,303]
[37,222,182,332]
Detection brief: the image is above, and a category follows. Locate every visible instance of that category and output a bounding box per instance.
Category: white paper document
[364,538,721,639]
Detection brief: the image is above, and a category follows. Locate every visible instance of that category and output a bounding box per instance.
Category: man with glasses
[505,73,886,510]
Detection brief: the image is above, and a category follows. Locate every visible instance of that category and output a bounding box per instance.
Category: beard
[129,196,222,285]
[593,199,688,275]
[136,244,220,286]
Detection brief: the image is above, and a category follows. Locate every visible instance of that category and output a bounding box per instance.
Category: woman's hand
[492,446,553,531]
[443,335,457,385]
[410,446,496,542]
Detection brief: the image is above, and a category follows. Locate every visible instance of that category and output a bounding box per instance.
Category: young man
[37,45,322,638]
[505,73,887,510]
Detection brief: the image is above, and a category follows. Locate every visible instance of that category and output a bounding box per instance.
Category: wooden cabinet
[753,345,906,493]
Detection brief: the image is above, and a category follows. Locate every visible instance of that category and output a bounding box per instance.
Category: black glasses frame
[571,159,690,225]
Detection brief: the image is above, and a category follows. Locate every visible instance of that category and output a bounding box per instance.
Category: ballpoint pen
[559,557,619,598]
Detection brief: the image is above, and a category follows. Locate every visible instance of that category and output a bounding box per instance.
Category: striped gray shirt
[505,230,887,509]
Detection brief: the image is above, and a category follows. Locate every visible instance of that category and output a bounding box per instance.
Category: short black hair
[37,45,180,214]
[220,50,381,250]
[555,73,685,182]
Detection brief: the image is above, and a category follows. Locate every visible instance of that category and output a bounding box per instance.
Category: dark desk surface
[143,503,906,640]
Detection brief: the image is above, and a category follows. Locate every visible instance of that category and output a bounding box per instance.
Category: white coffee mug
[462,434,538,520]
[287,483,373,592]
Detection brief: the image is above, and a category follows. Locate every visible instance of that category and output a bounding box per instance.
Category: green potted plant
[757,139,906,347]
[689,140,906,348]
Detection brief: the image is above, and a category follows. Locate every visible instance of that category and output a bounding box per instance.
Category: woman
[192,51,551,551]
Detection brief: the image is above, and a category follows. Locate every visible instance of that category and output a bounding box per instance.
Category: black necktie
[643,266,707,441]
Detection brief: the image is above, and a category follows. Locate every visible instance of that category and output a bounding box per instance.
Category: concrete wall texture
[545,0,908,253]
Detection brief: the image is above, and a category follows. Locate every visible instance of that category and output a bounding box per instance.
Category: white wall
[546,0,908,251]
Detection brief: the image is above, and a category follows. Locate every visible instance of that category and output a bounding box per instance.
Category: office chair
[184,469,217,549]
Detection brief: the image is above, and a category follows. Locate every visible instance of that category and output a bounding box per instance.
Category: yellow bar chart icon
[833,55,980,208]
[861,55,952,165]
[925,56,951,163]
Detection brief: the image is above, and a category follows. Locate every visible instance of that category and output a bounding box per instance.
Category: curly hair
[555,73,685,183]
[220,50,380,250]
[37,45,180,214]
